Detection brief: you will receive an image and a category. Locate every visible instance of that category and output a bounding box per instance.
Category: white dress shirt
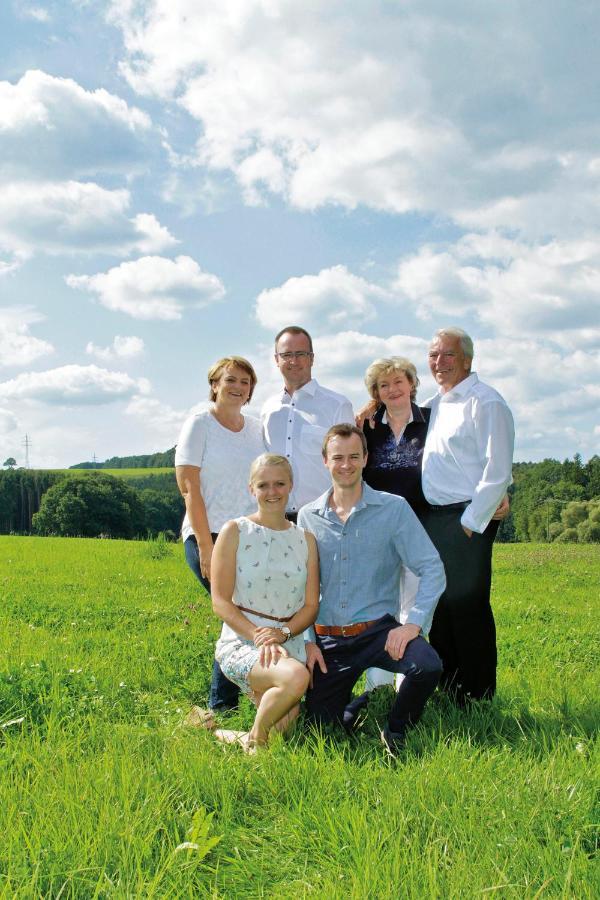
[261,378,354,512]
[422,373,514,534]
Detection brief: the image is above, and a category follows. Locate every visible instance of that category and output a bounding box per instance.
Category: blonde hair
[249,453,293,485]
[364,357,419,401]
[207,356,257,403]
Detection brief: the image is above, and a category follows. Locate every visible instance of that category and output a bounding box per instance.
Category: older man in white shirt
[421,327,514,704]
[262,326,354,521]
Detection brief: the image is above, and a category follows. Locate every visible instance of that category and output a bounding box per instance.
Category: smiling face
[249,464,292,511]
[428,335,471,393]
[212,365,252,408]
[323,433,367,490]
[376,369,413,412]
[275,330,314,392]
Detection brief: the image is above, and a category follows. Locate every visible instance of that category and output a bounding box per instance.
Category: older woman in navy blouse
[349,357,430,711]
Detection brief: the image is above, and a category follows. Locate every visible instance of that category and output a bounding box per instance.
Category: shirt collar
[311,480,384,518]
[282,377,318,400]
[439,371,478,400]
[381,406,416,427]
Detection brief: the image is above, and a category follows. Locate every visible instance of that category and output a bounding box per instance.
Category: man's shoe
[342,690,370,732]
[380,724,405,758]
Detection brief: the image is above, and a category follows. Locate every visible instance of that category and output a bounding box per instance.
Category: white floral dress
[215,517,309,694]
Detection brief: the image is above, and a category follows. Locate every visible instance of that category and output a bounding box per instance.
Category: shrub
[554,527,578,543]
[32,473,145,539]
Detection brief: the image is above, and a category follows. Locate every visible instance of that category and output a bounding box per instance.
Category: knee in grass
[286,663,310,699]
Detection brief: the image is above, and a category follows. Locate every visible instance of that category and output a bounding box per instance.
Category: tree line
[1,454,598,541]
[0,469,183,539]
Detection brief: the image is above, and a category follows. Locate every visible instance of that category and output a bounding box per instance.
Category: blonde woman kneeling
[210,454,319,751]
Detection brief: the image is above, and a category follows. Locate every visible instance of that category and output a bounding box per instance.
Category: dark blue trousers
[421,506,500,702]
[183,535,240,711]
[306,615,442,736]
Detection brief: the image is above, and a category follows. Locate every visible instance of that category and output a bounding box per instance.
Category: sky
[1,0,599,469]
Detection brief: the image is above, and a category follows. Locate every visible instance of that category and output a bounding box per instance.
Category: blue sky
[1,0,599,468]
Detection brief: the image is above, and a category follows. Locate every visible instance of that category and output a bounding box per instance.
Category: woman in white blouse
[175,356,265,711]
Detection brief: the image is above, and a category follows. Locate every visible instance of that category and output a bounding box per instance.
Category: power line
[22,434,31,469]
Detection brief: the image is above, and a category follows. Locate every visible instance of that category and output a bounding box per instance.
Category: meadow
[1,536,598,898]
[45,468,175,479]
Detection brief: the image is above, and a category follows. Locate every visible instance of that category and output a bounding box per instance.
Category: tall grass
[1,537,598,897]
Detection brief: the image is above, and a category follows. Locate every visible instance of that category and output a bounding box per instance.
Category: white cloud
[18,6,50,23]
[109,1,600,234]
[0,307,54,367]
[255,265,386,331]
[0,70,154,180]
[0,181,177,258]
[86,335,145,361]
[0,365,150,406]
[67,255,226,320]
[125,394,190,441]
[393,233,600,338]
[0,407,18,434]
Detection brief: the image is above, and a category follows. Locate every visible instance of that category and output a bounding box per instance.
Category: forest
[1,453,598,542]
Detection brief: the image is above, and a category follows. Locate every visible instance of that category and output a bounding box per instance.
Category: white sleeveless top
[215,516,309,664]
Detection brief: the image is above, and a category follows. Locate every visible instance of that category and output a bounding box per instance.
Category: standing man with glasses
[420,327,514,705]
[262,326,354,523]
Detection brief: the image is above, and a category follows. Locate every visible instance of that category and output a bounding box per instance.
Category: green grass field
[42,468,175,479]
[1,537,598,898]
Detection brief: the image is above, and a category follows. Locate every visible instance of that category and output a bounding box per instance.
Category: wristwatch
[280,626,292,643]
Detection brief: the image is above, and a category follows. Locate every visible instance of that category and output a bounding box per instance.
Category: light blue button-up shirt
[298,482,445,638]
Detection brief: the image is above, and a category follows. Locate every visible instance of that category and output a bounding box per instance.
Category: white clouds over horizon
[0,182,177,260]
[394,232,600,341]
[67,255,226,320]
[86,335,145,361]
[0,307,54,367]
[2,2,599,466]
[0,365,150,406]
[0,70,153,181]
[255,265,386,331]
[109,0,600,236]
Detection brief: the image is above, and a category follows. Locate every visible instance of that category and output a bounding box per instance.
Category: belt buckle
[340,625,349,637]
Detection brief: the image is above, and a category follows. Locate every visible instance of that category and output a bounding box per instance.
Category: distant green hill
[70,447,175,469]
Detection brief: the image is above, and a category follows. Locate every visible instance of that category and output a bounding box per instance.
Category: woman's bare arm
[175,464,214,580]
[211,521,259,641]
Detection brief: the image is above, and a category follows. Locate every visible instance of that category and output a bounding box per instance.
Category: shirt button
[287,436,291,440]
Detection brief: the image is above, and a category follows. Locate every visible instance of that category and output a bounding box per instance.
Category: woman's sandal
[214,728,258,754]
[183,706,217,730]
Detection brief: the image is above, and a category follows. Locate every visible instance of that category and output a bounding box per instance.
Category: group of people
[175,325,515,754]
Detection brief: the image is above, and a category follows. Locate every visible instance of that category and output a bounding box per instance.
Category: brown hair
[274,326,314,353]
[207,356,257,403]
[321,423,368,458]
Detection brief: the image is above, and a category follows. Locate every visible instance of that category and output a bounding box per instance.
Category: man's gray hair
[433,327,474,360]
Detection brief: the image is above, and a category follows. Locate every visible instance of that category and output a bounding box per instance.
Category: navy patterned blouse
[362,402,430,518]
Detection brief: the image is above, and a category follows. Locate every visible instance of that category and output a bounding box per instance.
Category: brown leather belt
[236,604,294,623]
[315,619,379,638]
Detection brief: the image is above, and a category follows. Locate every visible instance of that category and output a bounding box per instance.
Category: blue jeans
[306,615,442,737]
[184,535,241,711]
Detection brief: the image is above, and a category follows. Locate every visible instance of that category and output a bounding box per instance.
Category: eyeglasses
[276,351,313,360]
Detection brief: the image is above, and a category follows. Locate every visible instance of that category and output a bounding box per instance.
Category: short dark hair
[322,423,368,458]
[274,326,314,353]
